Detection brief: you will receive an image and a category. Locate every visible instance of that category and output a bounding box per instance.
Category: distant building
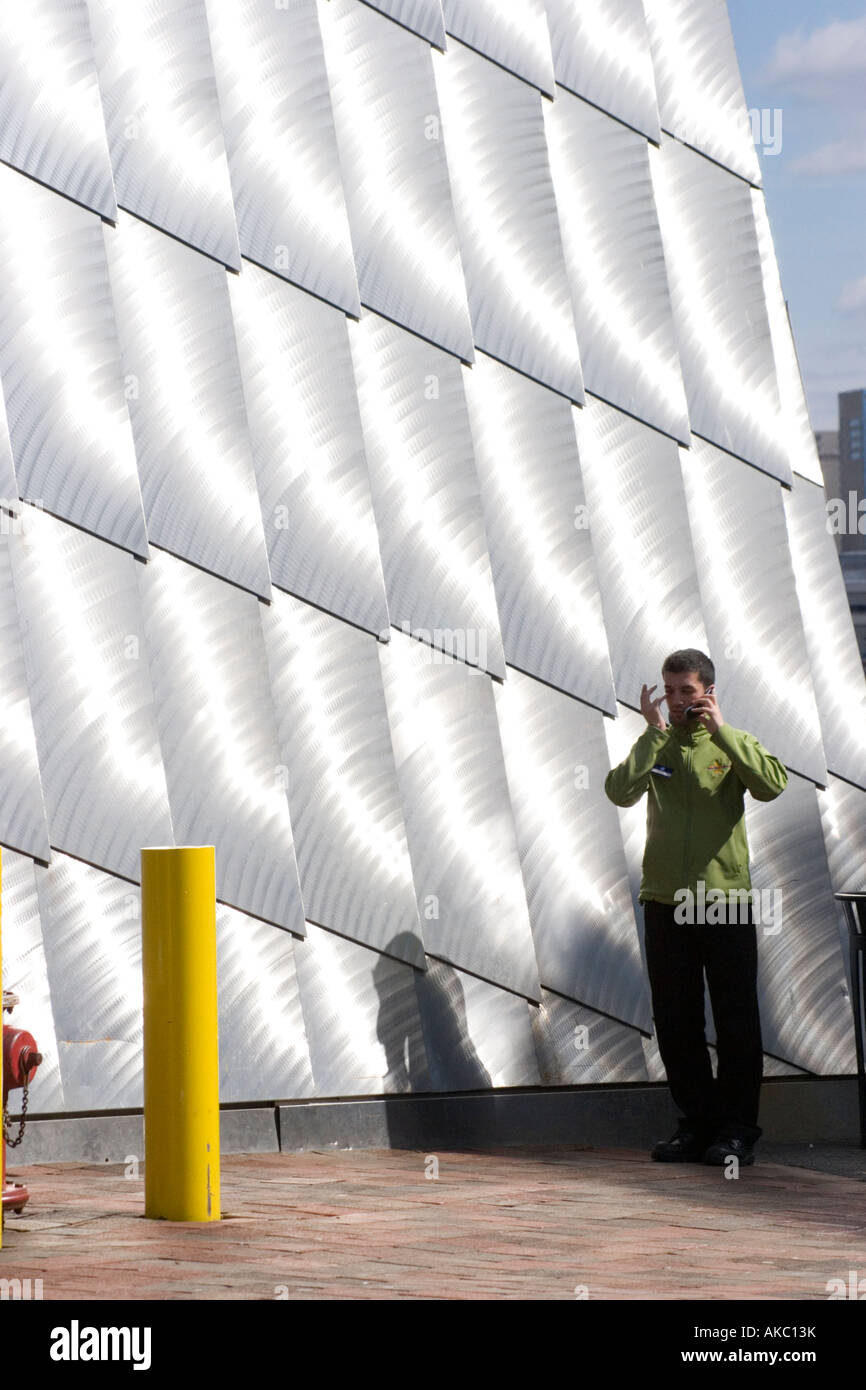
[816,429,839,515]
[840,553,866,669]
[821,391,866,669]
[839,389,866,554]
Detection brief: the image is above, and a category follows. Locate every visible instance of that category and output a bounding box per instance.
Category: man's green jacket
[604,721,788,905]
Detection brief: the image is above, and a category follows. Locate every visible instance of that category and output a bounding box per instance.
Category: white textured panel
[464,354,614,710]
[261,589,424,966]
[0,0,116,218]
[681,438,826,787]
[207,0,360,314]
[321,0,474,360]
[784,478,866,791]
[380,629,541,1000]
[651,139,787,482]
[434,40,583,400]
[9,510,173,882]
[643,0,761,185]
[546,0,661,141]
[138,551,305,935]
[104,213,271,598]
[751,189,822,486]
[349,311,504,675]
[575,396,707,711]
[442,0,555,95]
[495,669,650,1030]
[546,92,689,443]
[229,265,386,630]
[0,165,148,556]
[87,0,241,267]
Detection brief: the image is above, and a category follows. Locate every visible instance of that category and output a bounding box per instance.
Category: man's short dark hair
[662,649,715,688]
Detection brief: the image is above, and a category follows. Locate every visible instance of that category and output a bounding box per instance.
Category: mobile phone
[685,684,715,720]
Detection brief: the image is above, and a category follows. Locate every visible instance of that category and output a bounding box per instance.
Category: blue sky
[726,0,866,430]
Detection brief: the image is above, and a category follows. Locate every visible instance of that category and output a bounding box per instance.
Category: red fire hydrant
[3,1016,41,1213]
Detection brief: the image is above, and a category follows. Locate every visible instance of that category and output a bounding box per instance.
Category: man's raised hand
[640,683,667,731]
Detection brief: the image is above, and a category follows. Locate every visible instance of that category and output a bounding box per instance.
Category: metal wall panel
[0,166,148,557]
[87,0,240,268]
[37,854,144,1111]
[575,397,707,712]
[494,668,650,1031]
[105,213,271,599]
[0,2,116,219]
[441,0,555,95]
[206,0,360,315]
[784,478,866,791]
[681,438,826,786]
[380,630,540,1000]
[138,550,305,936]
[320,0,473,361]
[0,527,50,861]
[359,0,446,48]
[818,774,866,992]
[433,41,583,401]
[9,509,173,882]
[532,991,649,1087]
[463,354,614,711]
[416,958,541,1090]
[545,0,661,141]
[545,93,689,444]
[762,1056,809,1077]
[0,0,857,1124]
[819,776,866,898]
[642,0,762,186]
[261,590,424,968]
[349,311,504,675]
[641,1031,667,1082]
[230,266,387,633]
[0,379,17,509]
[0,850,64,1112]
[651,139,788,483]
[294,921,431,1096]
[751,190,822,487]
[216,904,315,1103]
[746,775,855,1075]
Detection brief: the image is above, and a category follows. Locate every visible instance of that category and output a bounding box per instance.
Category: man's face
[662,669,707,725]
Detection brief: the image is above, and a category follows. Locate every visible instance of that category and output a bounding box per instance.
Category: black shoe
[651,1128,711,1162]
[702,1135,756,1166]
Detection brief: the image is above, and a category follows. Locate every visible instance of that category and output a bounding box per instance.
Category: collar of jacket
[670,720,711,744]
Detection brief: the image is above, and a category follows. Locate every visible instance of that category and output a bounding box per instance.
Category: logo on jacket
[650,764,673,778]
[708,759,730,775]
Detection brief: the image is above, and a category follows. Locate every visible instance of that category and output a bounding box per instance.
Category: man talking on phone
[604,649,787,1166]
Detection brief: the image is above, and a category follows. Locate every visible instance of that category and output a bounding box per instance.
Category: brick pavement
[1,1147,864,1300]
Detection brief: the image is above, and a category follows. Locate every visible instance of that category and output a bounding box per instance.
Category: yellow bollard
[141,846,220,1221]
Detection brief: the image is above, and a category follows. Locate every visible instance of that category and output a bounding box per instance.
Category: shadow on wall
[373,934,493,1149]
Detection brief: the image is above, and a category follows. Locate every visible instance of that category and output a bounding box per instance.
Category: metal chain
[3,1080,29,1148]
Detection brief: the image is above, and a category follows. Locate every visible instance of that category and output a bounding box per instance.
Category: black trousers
[643,900,763,1143]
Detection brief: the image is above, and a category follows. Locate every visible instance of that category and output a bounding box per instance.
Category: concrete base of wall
[6,1077,861,1167]
[9,1107,279,1167]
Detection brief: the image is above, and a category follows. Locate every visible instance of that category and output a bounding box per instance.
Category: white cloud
[792,139,866,175]
[762,15,866,174]
[765,16,866,85]
[838,276,866,314]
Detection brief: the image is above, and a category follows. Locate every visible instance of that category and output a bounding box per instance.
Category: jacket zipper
[682,732,693,889]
